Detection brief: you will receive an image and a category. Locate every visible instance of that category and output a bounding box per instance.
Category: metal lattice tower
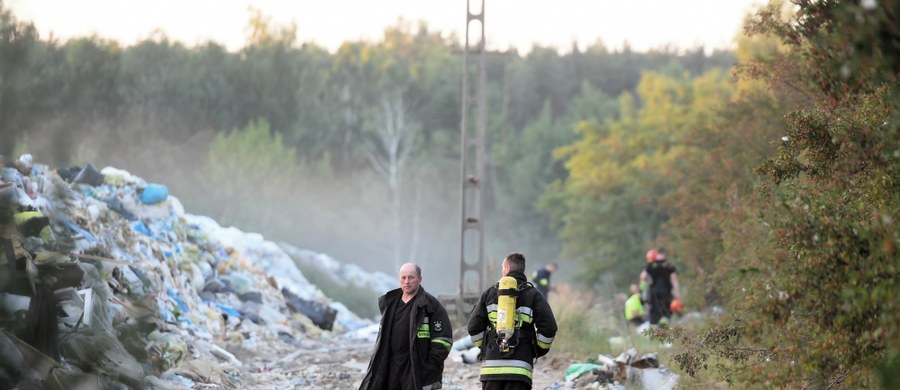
[457,0,487,322]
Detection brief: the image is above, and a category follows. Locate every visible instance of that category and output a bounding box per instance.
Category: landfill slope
[0,158,392,388]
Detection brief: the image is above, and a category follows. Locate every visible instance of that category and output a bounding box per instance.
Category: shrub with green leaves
[655,1,900,388]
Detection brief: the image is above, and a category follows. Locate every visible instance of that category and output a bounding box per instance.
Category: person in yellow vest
[624,284,645,326]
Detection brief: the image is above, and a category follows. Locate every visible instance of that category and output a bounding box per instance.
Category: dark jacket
[645,259,676,295]
[467,270,558,385]
[531,267,553,296]
[359,287,453,390]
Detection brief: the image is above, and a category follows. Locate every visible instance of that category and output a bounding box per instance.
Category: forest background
[1,1,897,387]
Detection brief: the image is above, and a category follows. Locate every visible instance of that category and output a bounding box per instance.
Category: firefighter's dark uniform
[467,271,558,390]
[530,267,552,297]
[645,259,677,325]
[359,286,453,390]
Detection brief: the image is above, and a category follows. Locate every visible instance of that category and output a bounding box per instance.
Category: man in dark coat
[360,263,453,390]
[468,252,558,390]
[530,263,557,297]
[639,248,681,326]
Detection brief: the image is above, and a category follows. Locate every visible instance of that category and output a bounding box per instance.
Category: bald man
[360,263,453,390]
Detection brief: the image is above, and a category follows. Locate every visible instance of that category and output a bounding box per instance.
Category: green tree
[491,82,617,265]
[491,102,568,261]
[747,1,899,386]
[199,119,300,231]
[0,1,40,156]
[656,1,899,388]
[550,69,733,288]
[236,10,302,142]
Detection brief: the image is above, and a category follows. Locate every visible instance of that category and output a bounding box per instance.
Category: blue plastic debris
[63,220,99,242]
[167,288,189,314]
[140,184,169,204]
[132,221,151,236]
[214,302,241,319]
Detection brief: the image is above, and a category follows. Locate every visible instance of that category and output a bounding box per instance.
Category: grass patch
[547,285,613,359]
[546,285,756,389]
[547,285,680,362]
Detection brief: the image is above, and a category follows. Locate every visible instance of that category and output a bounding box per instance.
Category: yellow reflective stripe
[536,332,553,348]
[491,306,535,325]
[539,279,549,286]
[480,367,533,378]
[471,332,485,347]
[417,323,430,338]
[432,337,452,348]
[517,312,533,324]
[487,304,498,321]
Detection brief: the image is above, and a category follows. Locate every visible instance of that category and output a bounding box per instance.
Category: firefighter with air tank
[468,252,558,390]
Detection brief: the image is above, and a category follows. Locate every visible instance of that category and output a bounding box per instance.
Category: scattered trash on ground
[452,332,679,390]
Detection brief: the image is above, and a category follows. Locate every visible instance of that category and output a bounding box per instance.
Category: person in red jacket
[359,263,453,390]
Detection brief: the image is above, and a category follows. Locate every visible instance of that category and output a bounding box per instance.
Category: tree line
[0,2,733,285]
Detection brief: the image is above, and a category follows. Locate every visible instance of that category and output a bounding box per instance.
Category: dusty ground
[210,334,573,390]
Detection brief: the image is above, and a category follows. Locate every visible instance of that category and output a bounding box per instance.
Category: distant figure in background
[624,284,645,326]
[359,263,453,390]
[530,262,558,297]
[640,248,681,326]
[639,249,657,303]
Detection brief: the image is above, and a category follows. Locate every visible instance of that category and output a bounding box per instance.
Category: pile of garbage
[560,348,678,390]
[450,334,678,390]
[0,154,382,389]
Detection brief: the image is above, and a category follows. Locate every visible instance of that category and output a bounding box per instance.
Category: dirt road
[217,333,572,389]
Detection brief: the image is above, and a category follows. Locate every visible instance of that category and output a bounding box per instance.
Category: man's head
[546,263,558,273]
[502,252,526,276]
[645,249,658,263]
[630,284,640,294]
[399,263,422,296]
[656,248,667,261]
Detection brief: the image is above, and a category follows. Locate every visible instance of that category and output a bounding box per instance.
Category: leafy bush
[656,2,900,388]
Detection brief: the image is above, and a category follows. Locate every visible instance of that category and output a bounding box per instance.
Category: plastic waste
[139,183,168,204]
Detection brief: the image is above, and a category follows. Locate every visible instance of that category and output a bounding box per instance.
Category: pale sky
[9,0,764,53]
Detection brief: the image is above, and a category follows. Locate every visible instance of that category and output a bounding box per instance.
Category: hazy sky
[9,0,764,53]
